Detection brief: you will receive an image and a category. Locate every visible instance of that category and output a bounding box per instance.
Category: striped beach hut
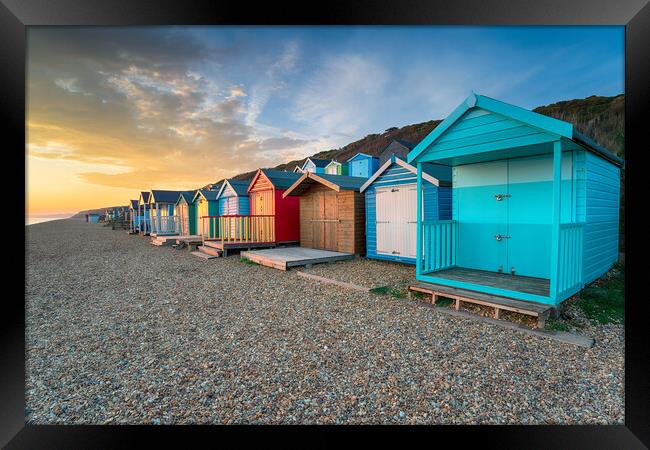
[360,155,452,264]
[408,93,624,306]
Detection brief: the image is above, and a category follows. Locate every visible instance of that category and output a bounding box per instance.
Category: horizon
[26,26,624,215]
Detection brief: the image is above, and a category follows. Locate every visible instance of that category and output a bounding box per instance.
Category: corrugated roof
[150,190,183,203]
[260,169,303,189]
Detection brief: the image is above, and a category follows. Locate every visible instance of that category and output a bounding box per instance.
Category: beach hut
[407,93,624,306]
[347,152,380,178]
[360,155,452,264]
[216,179,251,215]
[85,212,100,223]
[148,190,183,235]
[128,200,140,232]
[283,173,367,254]
[292,165,304,173]
[193,189,220,237]
[175,191,198,236]
[137,191,151,234]
[324,160,349,176]
[300,157,331,174]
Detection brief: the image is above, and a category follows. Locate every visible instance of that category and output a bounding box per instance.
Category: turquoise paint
[409,93,622,305]
[416,163,423,277]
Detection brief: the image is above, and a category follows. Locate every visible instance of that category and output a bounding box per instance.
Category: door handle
[494,234,511,241]
[494,194,511,201]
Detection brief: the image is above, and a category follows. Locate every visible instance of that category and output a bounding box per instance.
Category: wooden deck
[429,267,550,297]
[203,240,282,257]
[240,247,354,271]
[408,280,553,328]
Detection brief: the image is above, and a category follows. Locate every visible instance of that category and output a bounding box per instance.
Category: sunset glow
[26,26,623,216]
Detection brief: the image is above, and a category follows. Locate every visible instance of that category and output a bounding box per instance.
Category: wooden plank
[295,271,370,292]
[410,281,551,314]
[411,300,594,348]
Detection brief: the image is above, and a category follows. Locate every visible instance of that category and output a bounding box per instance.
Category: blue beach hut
[149,190,183,235]
[360,154,452,264]
[216,179,251,216]
[408,93,624,306]
[347,152,380,178]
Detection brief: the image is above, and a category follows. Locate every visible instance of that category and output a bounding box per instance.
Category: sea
[26,216,73,226]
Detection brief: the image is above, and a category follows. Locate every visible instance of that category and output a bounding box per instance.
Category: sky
[26,26,624,216]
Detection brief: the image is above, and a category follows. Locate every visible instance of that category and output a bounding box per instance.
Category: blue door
[456,155,560,279]
[507,155,553,278]
[455,161,508,273]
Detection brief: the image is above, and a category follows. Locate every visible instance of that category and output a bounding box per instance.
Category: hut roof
[360,156,451,193]
[150,190,184,203]
[408,92,624,168]
[255,169,303,190]
[283,172,368,197]
[176,190,197,204]
[347,152,378,162]
[192,189,220,203]
[139,191,151,203]
[216,179,251,199]
[130,200,139,209]
[303,157,331,168]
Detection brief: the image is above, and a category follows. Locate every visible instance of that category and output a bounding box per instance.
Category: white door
[375,184,418,258]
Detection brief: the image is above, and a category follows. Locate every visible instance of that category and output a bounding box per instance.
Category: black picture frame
[4,0,649,447]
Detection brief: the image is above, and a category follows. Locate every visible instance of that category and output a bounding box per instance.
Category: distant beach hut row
[117,94,622,312]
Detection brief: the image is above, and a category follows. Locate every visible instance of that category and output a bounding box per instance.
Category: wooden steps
[197,245,222,257]
[190,250,219,260]
[408,281,553,328]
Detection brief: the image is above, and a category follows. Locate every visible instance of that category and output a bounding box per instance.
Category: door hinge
[494,234,511,241]
[391,188,399,192]
[510,266,516,275]
[392,250,400,255]
[494,193,512,201]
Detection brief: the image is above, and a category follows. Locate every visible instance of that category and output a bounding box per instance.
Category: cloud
[292,53,390,140]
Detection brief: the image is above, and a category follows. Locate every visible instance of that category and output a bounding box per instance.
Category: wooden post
[549,140,562,304]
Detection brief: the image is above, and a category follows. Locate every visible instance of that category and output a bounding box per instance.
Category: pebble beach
[25,219,624,424]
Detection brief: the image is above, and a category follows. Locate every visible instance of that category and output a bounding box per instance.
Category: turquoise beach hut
[360,154,452,264]
[408,93,624,306]
[347,152,380,178]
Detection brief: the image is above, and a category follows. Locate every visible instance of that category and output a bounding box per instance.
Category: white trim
[360,157,441,192]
